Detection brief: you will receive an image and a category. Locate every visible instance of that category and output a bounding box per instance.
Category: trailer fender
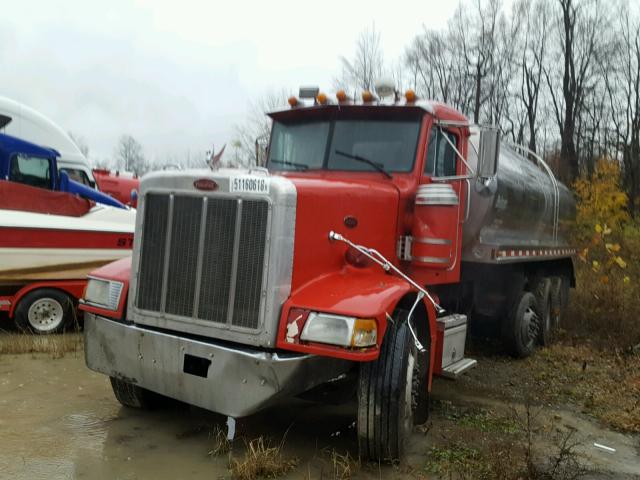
[6,280,86,318]
[276,267,435,362]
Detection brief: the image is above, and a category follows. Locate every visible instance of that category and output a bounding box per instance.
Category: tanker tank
[461,131,576,264]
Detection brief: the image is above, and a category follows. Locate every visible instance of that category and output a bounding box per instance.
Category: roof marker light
[316,92,328,105]
[361,90,375,102]
[288,96,299,108]
[405,89,417,103]
[336,90,349,102]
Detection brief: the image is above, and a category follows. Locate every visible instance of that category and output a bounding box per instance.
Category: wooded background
[96,0,639,216]
[334,0,640,214]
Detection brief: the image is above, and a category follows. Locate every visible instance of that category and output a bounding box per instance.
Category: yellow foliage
[574,158,630,228]
[605,243,621,252]
[614,256,627,269]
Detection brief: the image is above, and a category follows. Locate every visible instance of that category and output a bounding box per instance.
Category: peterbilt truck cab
[81,87,575,461]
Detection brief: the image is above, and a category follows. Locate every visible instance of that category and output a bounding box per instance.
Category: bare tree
[603,3,640,213]
[486,5,522,132]
[116,134,147,176]
[334,24,384,92]
[516,0,549,153]
[543,0,606,180]
[232,89,289,167]
[68,131,89,158]
[401,0,637,209]
[451,0,502,123]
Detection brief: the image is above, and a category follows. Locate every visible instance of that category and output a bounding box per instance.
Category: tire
[14,288,75,334]
[502,292,540,358]
[412,329,430,426]
[110,377,167,409]
[533,278,552,346]
[550,277,563,329]
[559,276,571,309]
[357,311,418,462]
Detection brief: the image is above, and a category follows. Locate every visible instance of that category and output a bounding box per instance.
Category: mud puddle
[1,349,638,479]
[0,352,394,479]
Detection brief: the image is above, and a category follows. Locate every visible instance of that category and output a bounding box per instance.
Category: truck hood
[287,176,400,292]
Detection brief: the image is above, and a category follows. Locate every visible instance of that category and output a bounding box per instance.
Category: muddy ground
[0,334,638,480]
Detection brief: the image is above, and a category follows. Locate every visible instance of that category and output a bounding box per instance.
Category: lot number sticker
[230,175,270,194]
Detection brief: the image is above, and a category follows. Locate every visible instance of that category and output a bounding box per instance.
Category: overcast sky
[2,0,465,163]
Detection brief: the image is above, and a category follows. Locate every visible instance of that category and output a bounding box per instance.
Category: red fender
[3,280,87,318]
[78,257,131,319]
[277,266,437,368]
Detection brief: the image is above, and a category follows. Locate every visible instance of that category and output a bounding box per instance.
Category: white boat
[0,132,136,283]
[0,203,135,282]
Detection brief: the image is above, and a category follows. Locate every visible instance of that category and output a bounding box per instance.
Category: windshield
[268,118,421,173]
[61,167,95,187]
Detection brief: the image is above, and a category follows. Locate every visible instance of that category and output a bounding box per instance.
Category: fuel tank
[461,132,576,264]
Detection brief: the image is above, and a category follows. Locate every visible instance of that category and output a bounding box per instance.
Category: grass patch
[207,425,231,457]
[426,402,591,480]
[229,437,297,480]
[0,332,82,358]
[443,405,521,434]
[425,443,525,479]
[524,344,640,433]
[323,449,359,480]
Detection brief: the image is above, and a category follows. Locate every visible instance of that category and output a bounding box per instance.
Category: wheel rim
[27,298,64,333]
[522,307,539,346]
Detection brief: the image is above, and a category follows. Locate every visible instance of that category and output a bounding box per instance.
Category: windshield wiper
[269,158,309,171]
[334,150,393,179]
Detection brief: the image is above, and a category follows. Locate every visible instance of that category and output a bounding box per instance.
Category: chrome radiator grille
[135,193,268,330]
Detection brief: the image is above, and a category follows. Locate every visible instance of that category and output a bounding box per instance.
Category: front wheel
[357,312,419,462]
[14,288,75,334]
[110,377,169,409]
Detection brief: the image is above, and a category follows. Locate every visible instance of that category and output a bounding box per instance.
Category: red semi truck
[92,168,140,208]
[81,86,575,461]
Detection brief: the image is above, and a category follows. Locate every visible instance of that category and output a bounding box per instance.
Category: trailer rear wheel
[533,278,553,345]
[357,311,417,462]
[502,292,540,358]
[110,377,167,409]
[14,288,74,334]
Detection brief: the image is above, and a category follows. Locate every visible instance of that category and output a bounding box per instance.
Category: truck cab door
[411,125,467,271]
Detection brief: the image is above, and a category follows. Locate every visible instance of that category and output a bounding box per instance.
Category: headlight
[84,277,123,310]
[300,312,377,348]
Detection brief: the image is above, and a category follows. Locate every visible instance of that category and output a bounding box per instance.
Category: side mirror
[478,127,500,178]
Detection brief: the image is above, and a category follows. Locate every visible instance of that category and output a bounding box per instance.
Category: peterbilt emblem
[193,179,218,191]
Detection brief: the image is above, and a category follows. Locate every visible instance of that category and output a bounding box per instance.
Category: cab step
[441,357,478,379]
[435,313,477,379]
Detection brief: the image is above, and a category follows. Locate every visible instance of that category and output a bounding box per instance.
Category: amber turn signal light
[405,89,417,103]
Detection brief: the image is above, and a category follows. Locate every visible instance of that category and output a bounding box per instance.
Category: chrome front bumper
[84,314,351,417]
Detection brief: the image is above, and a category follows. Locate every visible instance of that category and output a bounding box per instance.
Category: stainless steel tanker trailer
[436,126,576,357]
